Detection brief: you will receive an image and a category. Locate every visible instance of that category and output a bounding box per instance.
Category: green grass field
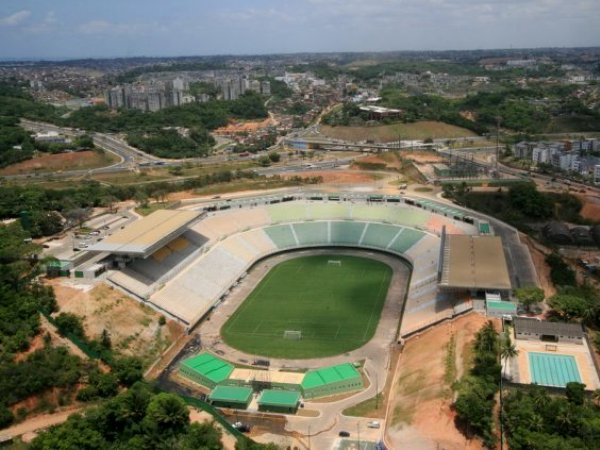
[221,254,392,359]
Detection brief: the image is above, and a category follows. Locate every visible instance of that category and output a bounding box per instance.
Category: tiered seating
[168,236,190,252]
[191,208,271,241]
[361,223,401,249]
[152,246,172,262]
[267,203,308,223]
[388,228,425,254]
[151,246,248,324]
[330,221,367,245]
[292,222,328,246]
[351,204,396,223]
[308,203,351,220]
[236,228,278,256]
[221,236,259,263]
[264,224,297,249]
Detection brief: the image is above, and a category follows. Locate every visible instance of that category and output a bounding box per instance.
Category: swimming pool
[529,352,582,387]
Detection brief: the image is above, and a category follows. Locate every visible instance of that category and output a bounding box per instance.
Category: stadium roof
[301,363,361,389]
[181,352,234,384]
[208,385,253,404]
[439,234,511,291]
[258,389,301,407]
[514,318,584,338]
[87,210,201,257]
[229,368,305,385]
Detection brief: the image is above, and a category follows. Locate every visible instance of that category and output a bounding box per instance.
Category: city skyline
[0,0,599,60]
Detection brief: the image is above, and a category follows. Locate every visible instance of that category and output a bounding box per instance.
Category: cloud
[24,11,58,34]
[77,19,160,36]
[0,9,31,26]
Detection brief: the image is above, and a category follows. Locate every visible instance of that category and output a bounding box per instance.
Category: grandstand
[100,198,484,334]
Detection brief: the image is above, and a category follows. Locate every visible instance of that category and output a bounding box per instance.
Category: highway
[12,119,357,182]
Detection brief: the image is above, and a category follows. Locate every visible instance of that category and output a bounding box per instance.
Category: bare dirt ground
[214,118,275,135]
[283,169,379,184]
[0,150,117,176]
[356,154,402,169]
[399,151,446,164]
[50,281,184,367]
[521,235,555,298]
[2,406,83,442]
[387,313,492,450]
[576,193,600,221]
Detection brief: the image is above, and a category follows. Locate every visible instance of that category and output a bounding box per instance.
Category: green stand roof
[181,352,234,384]
[258,389,301,407]
[302,363,361,389]
[209,385,253,404]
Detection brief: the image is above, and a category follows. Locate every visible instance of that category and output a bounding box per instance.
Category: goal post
[283,330,302,340]
[327,260,342,266]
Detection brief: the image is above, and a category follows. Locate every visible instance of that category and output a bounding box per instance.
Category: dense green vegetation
[64,91,266,132]
[454,321,503,447]
[30,381,276,450]
[546,253,577,287]
[0,82,59,168]
[323,83,599,135]
[444,182,586,232]
[503,384,600,449]
[0,220,147,427]
[0,81,267,162]
[127,128,215,158]
[222,254,392,358]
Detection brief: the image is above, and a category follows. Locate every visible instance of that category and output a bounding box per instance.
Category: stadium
[86,192,537,406]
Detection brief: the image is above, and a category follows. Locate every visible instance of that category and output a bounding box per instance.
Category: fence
[42,312,101,360]
[180,395,247,440]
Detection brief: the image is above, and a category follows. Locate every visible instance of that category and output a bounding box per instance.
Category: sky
[0,0,599,60]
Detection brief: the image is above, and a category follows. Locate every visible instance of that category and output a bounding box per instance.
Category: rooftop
[440,234,511,291]
[208,385,253,404]
[258,389,301,407]
[514,318,584,338]
[181,352,234,384]
[87,210,201,257]
[301,363,361,389]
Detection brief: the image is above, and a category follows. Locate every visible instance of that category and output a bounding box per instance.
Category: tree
[565,382,586,406]
[0,403,13,428]
[54,312,85,339]
[143,393,189,436]
[548,294,588,321]
[113,356,143,387]
[257,155,271,167]
[30,414,107,450]
[267,151,280,163]
[134,190,149,208]
[100,329,111,350]
[500,333,518,374]
[180,422,222,450]
[515,286,545,312]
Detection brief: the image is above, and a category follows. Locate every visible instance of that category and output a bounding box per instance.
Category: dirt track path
[1,407,82,440]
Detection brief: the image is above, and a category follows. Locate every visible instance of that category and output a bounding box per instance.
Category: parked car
[367,421,381,429]
[338,431,350,437]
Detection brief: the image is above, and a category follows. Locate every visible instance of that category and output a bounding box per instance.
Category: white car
[367,421,381,429]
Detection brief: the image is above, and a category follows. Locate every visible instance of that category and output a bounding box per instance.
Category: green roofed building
[208,385,253,409]
[258,389,301,413]
[301,363,363,399]
[179,352,234,388]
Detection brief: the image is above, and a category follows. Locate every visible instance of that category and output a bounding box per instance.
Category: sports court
[221,254,392,359]
[528,352,582,387]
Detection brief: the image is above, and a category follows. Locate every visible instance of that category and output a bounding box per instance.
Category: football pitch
[221,254,393,359]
